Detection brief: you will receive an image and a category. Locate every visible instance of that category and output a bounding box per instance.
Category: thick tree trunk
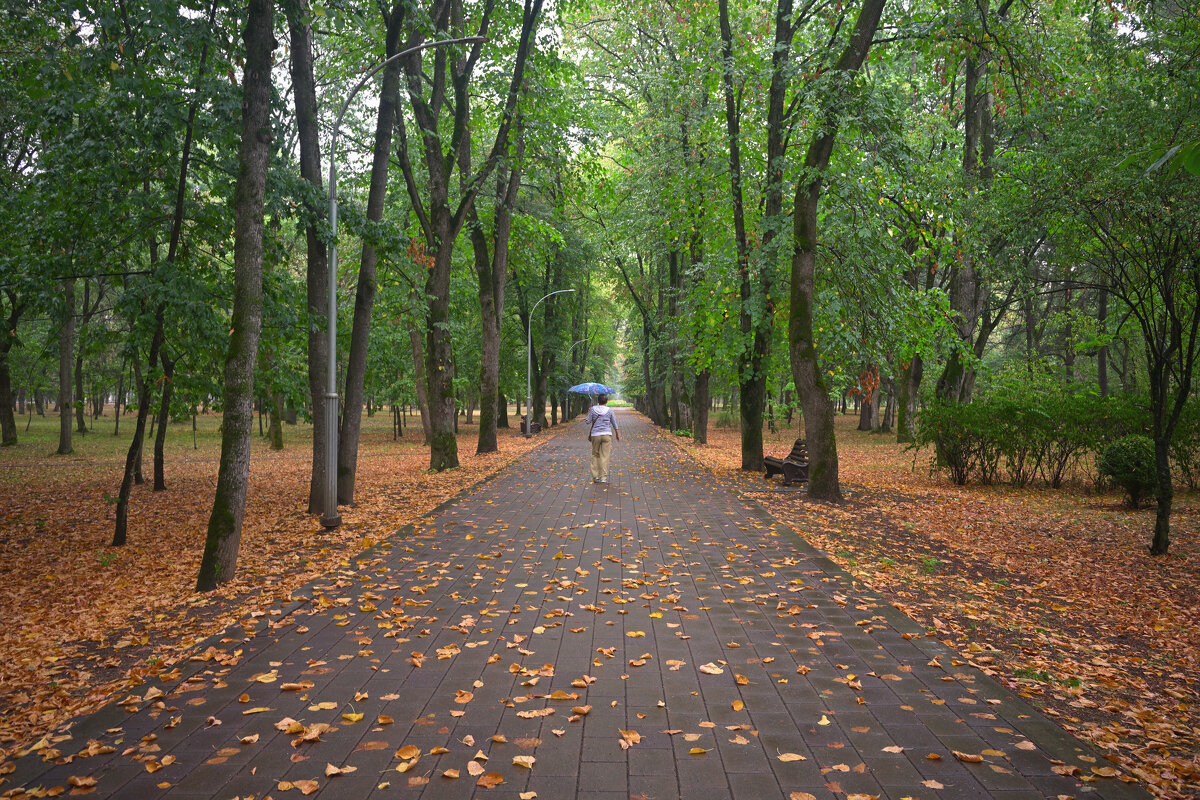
[498,393,508,428]
[57,279,74,455]
[0,351,15,446]
[338,16,404,501]
[195,0,273,590]
[285,0,329,514]
[788,0,885,501]
[426,238,460,469]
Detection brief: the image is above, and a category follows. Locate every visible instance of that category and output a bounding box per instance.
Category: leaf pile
[0,413,545,764]
[681,416,1200,800]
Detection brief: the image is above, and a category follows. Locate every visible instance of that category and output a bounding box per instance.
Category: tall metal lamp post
[322,36,485,529]
[525,289,575,438]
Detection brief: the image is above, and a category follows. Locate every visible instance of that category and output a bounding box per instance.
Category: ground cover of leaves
[0,411,544,767]
[679,415,1200,800]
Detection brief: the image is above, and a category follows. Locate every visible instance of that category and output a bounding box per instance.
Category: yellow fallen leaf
[953,751,983,763]
[395,745,421,760]
[689,747,709,755]
[341,712,364,723]
[778,753,807,762]
[443,769,460,779]
[325,763,357,776]
[513,755,536,769]
[292,779,319,795]
[732,700,744,711]
[818,715,830,726]
[242,707,271,715]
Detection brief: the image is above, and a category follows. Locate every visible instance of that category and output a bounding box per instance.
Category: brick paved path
[7,410,1150,800]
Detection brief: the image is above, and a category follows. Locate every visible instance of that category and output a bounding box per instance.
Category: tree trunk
[114,317,164,545]
[195,0,273,590]
[789,0,885,501]
[57,279,74,455]
[1097,280,1109,397]
[896,353,921,443]
[1150,436,1172,555]
[472,126,523,455]
[0,296,20,446]
[285,0,329,514]
[409,324,432,445]
[338,12,405,502]
[152,352,176,491]
[498,393,508,428]
[692,368,710,444]
[268,392,284,450]
[74,352,86,434]
[426,239,459,469]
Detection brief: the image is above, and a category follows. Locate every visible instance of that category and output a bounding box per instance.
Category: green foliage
[1169,403,1200,491]
[713,409,738,429]
[1099,435,1158,508]
[914,370,1152,488]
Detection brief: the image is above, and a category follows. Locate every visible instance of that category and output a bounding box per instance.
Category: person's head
[597,394,608,405]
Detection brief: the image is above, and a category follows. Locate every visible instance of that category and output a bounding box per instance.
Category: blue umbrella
[568,382,615,395]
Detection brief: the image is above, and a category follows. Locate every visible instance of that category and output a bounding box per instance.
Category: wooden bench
[764,438,808,486]
[520,419,541,435]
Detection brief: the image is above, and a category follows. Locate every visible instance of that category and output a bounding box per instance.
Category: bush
[1169,402,1200,490]
[713,409,738,429]
[1099,435,1158,507]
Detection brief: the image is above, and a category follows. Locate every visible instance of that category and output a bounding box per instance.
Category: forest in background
[1,0,1197,581]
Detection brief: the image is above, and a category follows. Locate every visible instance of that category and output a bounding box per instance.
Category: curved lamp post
[322,36,485,529]
[525,289,575,438]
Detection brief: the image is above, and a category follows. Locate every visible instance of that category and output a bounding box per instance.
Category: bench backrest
[787,439,807,461]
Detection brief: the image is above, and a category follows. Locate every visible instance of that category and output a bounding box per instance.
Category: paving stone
[4,412,1153,800]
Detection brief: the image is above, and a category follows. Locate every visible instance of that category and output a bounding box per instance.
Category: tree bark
[397,0,544,470]
[789,0,886,501]
[408,323,432,444]
[195,0,273,590]
[57,279,74,455]
[692,368,710,444]
[896,353,922,443]
[470,126,524,455]
[74,278,95,435]
[0,294,21,446]
[284,0,329,514]
[338,5,405,502]
[152,350,176,490]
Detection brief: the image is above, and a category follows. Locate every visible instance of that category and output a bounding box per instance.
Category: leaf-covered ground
[678,414,1200,800]
[0,411,545,765]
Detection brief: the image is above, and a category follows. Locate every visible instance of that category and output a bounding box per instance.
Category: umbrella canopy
[567,382,615,395]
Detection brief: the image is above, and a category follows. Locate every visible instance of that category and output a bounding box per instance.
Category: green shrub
[1099,435,1158,507]
[1169,401,1200,490]
[713,409,738,429]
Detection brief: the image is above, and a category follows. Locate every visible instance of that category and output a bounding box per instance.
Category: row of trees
[576,0,1198,554]
[1,0,620,588]
[2,0,1196,587]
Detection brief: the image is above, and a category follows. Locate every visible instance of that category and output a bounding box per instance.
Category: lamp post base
[319,511,342,529]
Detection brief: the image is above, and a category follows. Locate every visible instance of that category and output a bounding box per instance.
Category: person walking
[584,394,619,484]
